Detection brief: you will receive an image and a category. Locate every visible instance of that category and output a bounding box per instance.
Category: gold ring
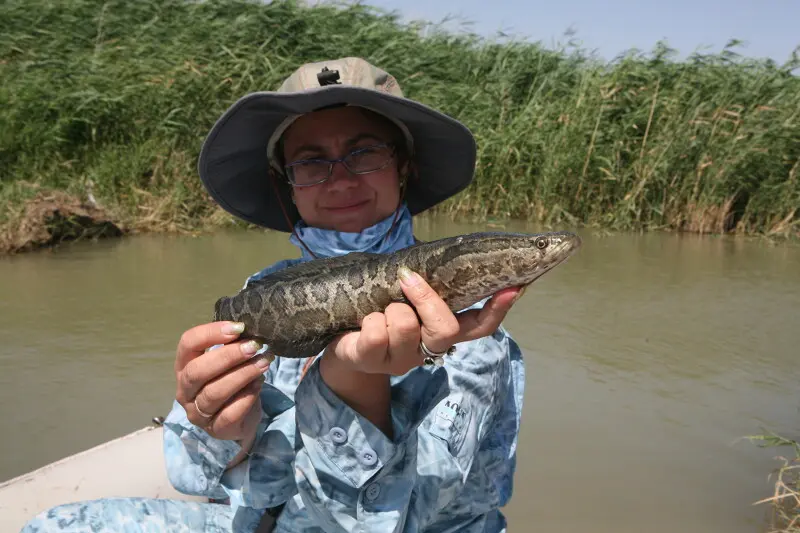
[194,398,214,418]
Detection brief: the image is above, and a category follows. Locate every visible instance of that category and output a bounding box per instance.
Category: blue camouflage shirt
[161,205,526,532]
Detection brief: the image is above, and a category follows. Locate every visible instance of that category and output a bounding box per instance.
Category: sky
[357,0,800,65]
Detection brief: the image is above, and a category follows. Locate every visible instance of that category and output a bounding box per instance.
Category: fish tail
[213,296,229,322]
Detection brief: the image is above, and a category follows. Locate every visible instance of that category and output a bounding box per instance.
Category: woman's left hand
[324,266,523,377]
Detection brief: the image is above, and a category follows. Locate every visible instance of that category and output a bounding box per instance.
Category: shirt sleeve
[160,357,297,502]
[412,325,525,532]
[216,361,301,510]
[473,326,525,507]
[161,399,243,499]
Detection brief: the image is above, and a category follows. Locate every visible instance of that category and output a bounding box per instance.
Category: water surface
[0,219,797,532]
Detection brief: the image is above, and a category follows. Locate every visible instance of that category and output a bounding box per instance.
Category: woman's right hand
[174,321,272,446]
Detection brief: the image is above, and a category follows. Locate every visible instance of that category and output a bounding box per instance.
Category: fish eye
[535,237,549,250]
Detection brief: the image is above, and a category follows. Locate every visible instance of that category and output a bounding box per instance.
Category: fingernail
[241,340,262,355]
[255,353,274,369]
[222,322,245,335]
[398,266,419,286]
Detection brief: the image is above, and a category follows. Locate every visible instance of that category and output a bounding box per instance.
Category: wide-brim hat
[197,57,477,232]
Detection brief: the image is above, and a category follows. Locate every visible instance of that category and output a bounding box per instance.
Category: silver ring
[420,340,455,367]
[194,398,214,419]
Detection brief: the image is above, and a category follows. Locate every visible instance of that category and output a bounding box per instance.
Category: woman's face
[281,106,404,233]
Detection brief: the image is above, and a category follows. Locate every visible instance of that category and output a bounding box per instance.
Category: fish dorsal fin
[246,252,380,288]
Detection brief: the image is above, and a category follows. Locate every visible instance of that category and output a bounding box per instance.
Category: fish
[213,231,581,359]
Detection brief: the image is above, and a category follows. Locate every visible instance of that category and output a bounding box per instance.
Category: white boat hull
[0,425,204,532]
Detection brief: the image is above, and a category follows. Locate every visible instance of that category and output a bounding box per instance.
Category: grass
[748,433,800,532]
[1,0,799,252]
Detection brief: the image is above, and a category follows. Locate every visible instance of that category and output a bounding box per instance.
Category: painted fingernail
[398,266,419,286]
[241,340,262,355]
[255,353,274,369]
[222,322,245,335]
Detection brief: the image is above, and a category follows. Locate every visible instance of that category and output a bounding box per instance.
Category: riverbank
[2,0,799,255]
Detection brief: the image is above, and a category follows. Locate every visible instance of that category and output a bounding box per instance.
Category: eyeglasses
[284,143,396,187]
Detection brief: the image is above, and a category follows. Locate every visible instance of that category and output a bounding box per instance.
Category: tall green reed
[1,0,798,236]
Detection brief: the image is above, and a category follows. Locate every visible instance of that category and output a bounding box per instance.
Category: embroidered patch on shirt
[429,394,469,455]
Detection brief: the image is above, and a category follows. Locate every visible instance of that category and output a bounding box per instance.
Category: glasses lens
[288,162,330,185]
[345,145,393,173]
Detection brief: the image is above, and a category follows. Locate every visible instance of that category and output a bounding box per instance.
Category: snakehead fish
[214,231,581,359]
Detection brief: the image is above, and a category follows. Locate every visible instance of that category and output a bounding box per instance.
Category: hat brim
[198,86,476,232]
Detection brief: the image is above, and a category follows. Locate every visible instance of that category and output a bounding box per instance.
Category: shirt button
[360,449,378,467]
[329,427,347,445]
[365,483,381,501]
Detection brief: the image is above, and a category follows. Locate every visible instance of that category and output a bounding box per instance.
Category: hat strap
[268,168,319,259]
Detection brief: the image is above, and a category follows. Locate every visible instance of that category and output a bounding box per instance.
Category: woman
[22,58,526,533]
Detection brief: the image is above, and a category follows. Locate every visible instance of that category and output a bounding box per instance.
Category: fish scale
[213,231,582,359]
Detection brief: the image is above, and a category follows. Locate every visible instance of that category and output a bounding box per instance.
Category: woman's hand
[324,266,523,377]
[174,322,272,451]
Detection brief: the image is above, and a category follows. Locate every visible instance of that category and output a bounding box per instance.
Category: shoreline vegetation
[749,434,800,533]
[1,0,799,255]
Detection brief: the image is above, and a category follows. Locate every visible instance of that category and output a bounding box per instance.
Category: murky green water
[1,218,798,532]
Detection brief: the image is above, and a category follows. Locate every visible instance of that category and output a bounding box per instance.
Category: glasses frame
[284,143,397,188]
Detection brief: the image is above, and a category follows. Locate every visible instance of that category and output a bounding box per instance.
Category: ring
[194,398,214,419]
[420,340,455,367]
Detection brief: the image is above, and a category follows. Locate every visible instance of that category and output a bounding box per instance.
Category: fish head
[446,230,582,288]
[425,230,581,311]
[521,230,582,280]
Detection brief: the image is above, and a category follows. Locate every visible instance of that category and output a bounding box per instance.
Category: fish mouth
[557,232,582,256]
[542,231,581,253]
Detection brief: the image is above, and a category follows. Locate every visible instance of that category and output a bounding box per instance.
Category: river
[0,217,798,532]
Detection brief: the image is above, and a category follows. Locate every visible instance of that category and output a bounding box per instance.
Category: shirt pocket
[427,392,473,460]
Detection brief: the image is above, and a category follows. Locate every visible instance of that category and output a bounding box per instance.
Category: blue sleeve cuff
[220,397,299,509]
[163,368,300,502]
[162,400,242,498]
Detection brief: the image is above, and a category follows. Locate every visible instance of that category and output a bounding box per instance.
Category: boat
[0,421,206,532]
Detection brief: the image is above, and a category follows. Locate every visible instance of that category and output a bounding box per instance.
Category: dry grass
[749,434,800,533]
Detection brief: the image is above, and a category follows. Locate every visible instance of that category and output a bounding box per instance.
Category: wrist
[319,351,389,398]
[319,351,392,436]
[226,428,257,470]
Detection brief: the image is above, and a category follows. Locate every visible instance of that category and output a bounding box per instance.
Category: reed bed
[1,0,799,252]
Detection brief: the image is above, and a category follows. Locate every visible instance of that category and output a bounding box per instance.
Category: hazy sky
[360,0,800,64]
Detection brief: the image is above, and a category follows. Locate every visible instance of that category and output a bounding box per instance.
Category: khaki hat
[198,57,477,232]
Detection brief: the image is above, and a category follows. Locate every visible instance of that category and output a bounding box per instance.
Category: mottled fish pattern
[214,231,581,358]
